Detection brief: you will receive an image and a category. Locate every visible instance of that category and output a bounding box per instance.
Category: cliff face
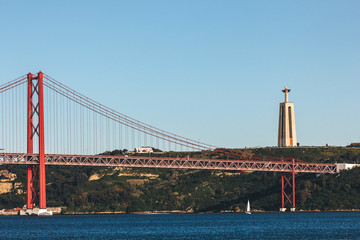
[0,170,22,195]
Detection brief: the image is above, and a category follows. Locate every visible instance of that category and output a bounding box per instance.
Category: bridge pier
[280,158,296,212]
[19,208,53,216]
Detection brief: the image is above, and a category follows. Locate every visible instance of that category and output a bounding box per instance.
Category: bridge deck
[0,153,337,174]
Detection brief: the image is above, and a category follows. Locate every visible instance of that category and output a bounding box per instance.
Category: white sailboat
[245,200,251,214]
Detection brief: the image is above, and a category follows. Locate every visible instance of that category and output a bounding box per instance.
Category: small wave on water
[1,212,360,240]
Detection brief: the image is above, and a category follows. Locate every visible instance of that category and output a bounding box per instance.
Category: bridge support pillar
[26,72,49,213]
[26,73,34,209]
[38,72,46,210]
[281,158,296,211]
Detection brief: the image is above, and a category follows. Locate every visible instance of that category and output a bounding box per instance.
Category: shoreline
[62,209,360,215]
[1,208,359,216]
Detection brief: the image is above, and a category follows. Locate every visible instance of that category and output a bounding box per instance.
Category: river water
[1,212,359,239]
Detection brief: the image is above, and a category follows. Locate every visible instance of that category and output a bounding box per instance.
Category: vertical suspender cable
[56,91,58,153]
[12,88,14,152]
[68,98,70,154]
[150,133,153,150]
[72,96,74,153]
[21,84,23,152]
[99,114,101,153]
[60,91,63,154]
[132,128,134,151]
[162,132,165,152]
[126,122,128,151]
[5,91,7,152]
[53,87,55,154]
[16,85,18,152]
[81,103,85,154]
[1,92,3,151]
[11,88,13,152]
[21,84,24,152]
[81,104,82,154]
[87,107,90,155]
[4,92,7,152]
[144,126,146,147]
[156,133,159,150]
[15,86,17,152]
[75,103,78,154]
[105,114,107,151]
[119,120,122,151]
[79,101,81,154]
[81,104,83,154]
[45,86,48,153]
[94,111,96,154]
[4,91,6,152]
[93,111,96,154]
[113,121,116,151]
[73,98,76,153]
[73,98,75,153]
[137,128,140,148]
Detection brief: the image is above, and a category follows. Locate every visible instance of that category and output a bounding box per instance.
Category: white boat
[245,200,251,214]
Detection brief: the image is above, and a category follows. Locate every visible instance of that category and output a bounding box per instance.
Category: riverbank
[1,208,360,216]
[61,209,360,215]
[0,207,62,215]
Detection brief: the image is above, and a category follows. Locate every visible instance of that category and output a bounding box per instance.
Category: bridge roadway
[0,153,337,174]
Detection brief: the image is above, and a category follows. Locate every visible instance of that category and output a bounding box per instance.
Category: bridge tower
[26,72,52,215]
[278,87,297,147]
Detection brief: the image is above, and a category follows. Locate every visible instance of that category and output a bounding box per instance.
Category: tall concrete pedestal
[278,87,297,147]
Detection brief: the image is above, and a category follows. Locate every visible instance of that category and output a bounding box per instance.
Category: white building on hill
[135,147,153,153]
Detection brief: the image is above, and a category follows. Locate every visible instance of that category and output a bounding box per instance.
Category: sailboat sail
[245,200,251,214]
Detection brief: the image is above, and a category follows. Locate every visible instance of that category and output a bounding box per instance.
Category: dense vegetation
[0,147,359,212]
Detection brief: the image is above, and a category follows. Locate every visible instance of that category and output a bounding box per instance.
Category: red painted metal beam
[281,158,297,209]
[37,72,46,209]
[281,174,284,208]
[0,153,337,174]
[26,73,34,209]
[292,158,296,209]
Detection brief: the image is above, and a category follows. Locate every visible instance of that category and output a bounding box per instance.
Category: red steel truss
[0,153,337,174]
[281,159,296,209]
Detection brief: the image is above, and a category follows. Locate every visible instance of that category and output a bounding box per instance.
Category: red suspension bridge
[0,72,337,214]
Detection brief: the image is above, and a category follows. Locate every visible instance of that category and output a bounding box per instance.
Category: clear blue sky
[1,0,359,148]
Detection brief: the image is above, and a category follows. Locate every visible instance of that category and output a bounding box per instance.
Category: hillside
[0,147,359,213]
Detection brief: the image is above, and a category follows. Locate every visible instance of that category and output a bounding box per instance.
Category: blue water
[1,212,359,239]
